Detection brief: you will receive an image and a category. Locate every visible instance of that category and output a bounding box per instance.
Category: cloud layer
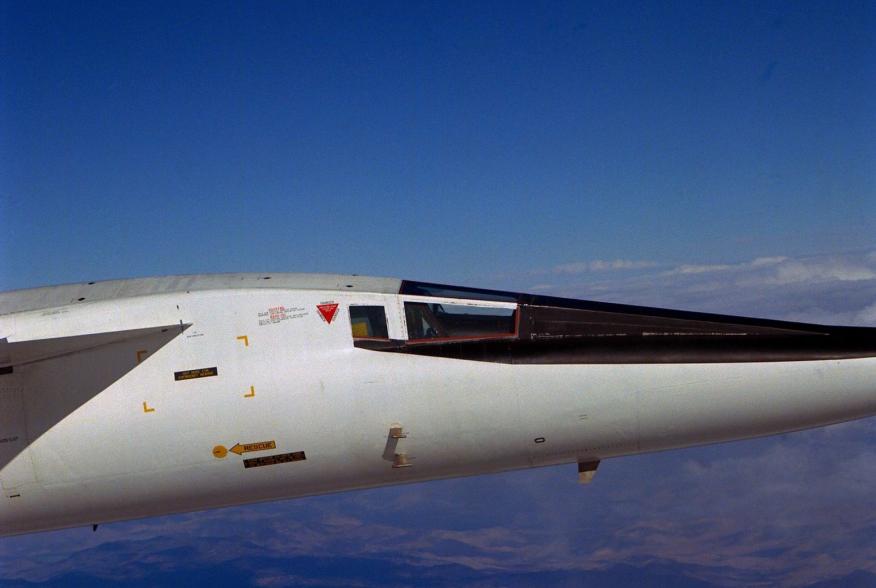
[525,250,876,327]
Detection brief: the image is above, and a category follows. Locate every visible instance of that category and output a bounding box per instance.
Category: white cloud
[668,263,733,275]
[749,256,788,267]
[533,251,876,325]
[658,254,874,286]
[767,260,876,285]
[665,255,786,277]
[552,259,658,274]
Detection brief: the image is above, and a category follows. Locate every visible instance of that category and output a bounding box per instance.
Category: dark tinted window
[350,306,389,339]
[404,302,516,340]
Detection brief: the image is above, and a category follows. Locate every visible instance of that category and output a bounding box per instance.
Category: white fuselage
[1,275,875,536]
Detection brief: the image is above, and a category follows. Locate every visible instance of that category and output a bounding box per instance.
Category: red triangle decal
[317,303,339,324]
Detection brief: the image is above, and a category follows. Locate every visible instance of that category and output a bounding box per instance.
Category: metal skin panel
[1,274,875,536]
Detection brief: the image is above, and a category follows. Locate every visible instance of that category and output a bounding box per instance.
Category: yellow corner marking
[236,335,249,347]
[244,385,255,398]
[142,401,155,413]
[213,445,228,459]
[136,349,149,363]
[229,440,276,455]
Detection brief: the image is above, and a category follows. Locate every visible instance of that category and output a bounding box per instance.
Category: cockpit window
[404,302,516,341]
[350,306,389,339]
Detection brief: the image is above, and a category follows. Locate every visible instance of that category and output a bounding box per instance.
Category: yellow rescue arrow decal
[229,440,276,455]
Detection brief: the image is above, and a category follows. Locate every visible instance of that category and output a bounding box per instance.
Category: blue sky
[1,1,875,586]
[1,0,874,290]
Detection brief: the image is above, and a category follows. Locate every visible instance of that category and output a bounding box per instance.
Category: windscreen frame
[399,295,520,344]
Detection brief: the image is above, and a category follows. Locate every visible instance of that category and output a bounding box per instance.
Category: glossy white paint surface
[1,274,875,536]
